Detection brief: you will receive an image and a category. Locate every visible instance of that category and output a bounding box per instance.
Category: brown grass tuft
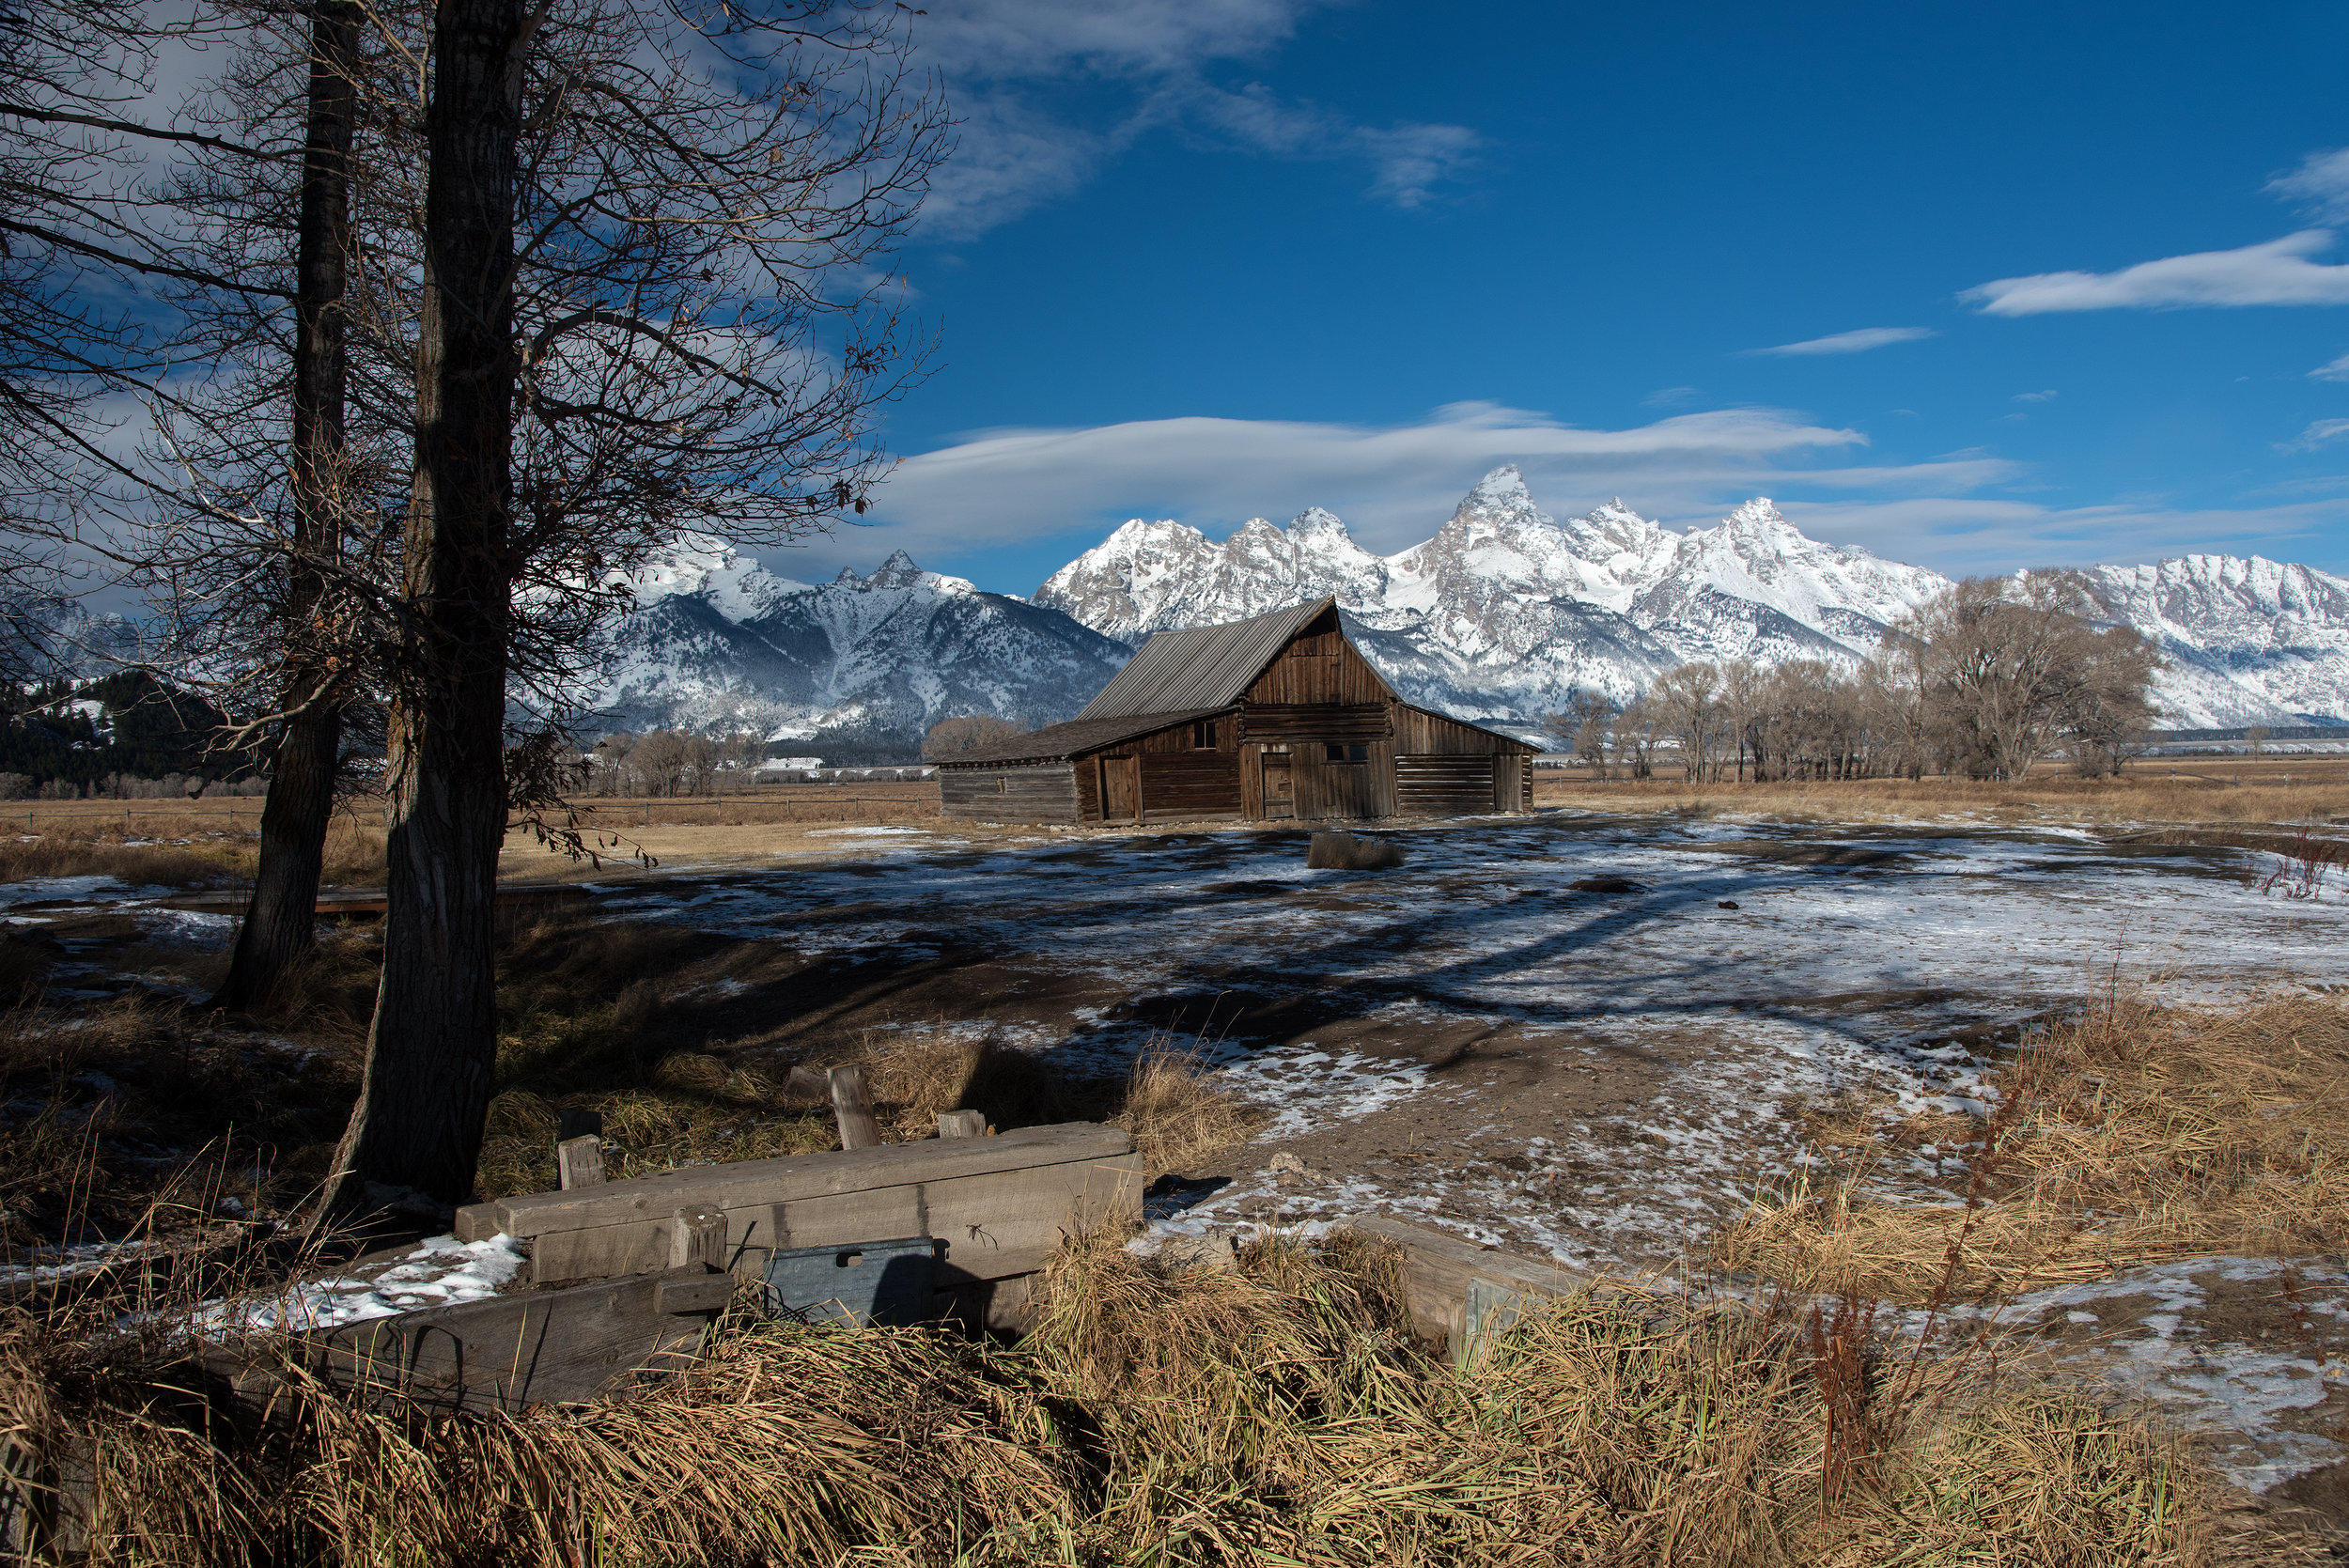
[1111,1041,1267,1176]
[1717,989,2349,1303]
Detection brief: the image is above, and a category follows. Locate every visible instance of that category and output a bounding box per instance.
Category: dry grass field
[1533,753,2349,827]
[6,769,2349,1560]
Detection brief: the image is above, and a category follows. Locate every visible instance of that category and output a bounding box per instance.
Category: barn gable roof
[932,709,1222,768]
[1076,598,1378,721]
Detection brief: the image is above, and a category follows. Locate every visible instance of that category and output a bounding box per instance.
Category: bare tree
[210,2,370,1011]
[1651,662,1724,784]
[322,0,945,1211]
[2059,623,2161,777]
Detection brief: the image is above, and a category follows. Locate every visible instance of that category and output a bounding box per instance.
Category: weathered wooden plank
[1341,1215,1586,1348]
[493,1122,1130,1236]
[829,1063,880,1151]
[557,1135,605,1190]
[452,1202,500,1244]
[937,1109,988,1139]
[669,1205,726,1269]
[530,1150,1144,1289]
[1238,703,1392,743]
[213,1266,729,1414]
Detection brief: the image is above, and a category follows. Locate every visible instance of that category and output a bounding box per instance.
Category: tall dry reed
[0,1231,2215,1567]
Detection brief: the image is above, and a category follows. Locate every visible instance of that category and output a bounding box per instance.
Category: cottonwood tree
[320,0,945,1213]
[924,714,1023,759]
[140,0,942,1041]
[1650,662,1724,784]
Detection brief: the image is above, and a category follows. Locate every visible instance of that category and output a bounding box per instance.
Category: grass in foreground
[1714,988,2349,1304]
[2,1232,2223,1567]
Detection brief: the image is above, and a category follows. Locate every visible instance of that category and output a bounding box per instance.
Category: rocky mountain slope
[597,468,2349,750]
[597,539,1129,760]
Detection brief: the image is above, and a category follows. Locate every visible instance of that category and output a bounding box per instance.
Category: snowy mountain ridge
[1031,466,2349,731]
[596,542,1130,758]
[595,466,2349,748]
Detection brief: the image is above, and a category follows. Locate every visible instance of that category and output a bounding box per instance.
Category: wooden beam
[1340,1215,1588,1355]
[828,1063,880,1151]
[556,1134,605,1190]
[492,1123,1133,1237]
[937,1109,988,1139]
[668,1205,725,1269]
[207,1266,729,1414]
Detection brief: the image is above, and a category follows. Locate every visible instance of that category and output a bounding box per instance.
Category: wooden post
[828,1063,879,1151]
[667,1205,725,1269]
[937,1109,986,1140]
[556,1134,605,1189]
[786,1064,829,1101]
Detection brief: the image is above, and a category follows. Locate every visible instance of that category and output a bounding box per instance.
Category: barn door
[1258,749,1295,819]
[1099,755,1140,823]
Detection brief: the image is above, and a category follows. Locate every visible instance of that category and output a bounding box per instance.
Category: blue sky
[786,0,2349,592]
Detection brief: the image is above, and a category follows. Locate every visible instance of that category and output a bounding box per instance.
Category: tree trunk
[212,2,359,1014]
[325,0,525,1213]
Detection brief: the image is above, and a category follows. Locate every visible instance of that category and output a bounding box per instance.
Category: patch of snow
[203,1234,527,1334]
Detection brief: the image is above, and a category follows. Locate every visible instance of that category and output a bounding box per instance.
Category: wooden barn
[936,598,1536,826]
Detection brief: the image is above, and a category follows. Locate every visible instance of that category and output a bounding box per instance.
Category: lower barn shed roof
[932,709,1223,768]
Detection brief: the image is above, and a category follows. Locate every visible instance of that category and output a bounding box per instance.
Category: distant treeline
[1548,577,2163,783]
[2,672,263,793]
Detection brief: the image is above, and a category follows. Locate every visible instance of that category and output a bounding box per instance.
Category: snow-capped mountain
[599,467,2349,751]
[1034,466,2349,731]
[1034,467,1956,729]
[2077,555,2349,728]
[596,538,1128,758]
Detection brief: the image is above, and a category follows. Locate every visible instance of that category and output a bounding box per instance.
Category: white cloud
[1742,327,1937,357]
[2013,389,2058,402]
[2267,147,2349,224]
[1779,495,2349,577]
[2284,418,2349,452]
[841,403,1869,567]
[2311,350,2349,381]
[1963,230,2349,314]
[744,406,2349,586]
[910,0,1478,237]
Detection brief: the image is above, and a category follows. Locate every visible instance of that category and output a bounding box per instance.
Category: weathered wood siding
[1395,754,1498,816]
[1393,705,1520,755]
[1294,738,1395,819]
[1501,754,1532,812]
[939,763,1081,823]
[1140,753,1243,820]
[1240,702,1389,743]
[1243,625,1395,706]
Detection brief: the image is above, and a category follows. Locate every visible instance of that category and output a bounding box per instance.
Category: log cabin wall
[938,763,1081,824]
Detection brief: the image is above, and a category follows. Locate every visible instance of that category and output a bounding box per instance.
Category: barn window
[1191,720,1216,749]
[1325,743,1368,762]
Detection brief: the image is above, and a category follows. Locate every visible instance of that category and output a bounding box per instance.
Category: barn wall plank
[939,764,1081,824]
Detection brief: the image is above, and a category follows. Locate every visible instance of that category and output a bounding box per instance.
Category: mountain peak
[865,550,926,588]
[1721,498,1789,532]
[1462,464,1533,511]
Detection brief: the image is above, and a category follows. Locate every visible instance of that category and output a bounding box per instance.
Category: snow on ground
[1932,1257,2349,1495]
[0,875,167,916]
[202,1234,527,1334]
